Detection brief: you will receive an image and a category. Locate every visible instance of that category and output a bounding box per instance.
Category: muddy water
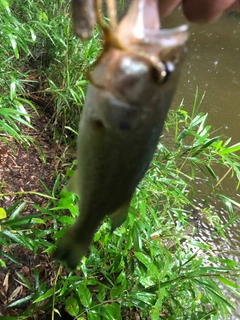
[164,10,240,318]
[164,11,240,145]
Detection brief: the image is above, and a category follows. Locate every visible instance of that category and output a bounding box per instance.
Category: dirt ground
[0,100,76,319]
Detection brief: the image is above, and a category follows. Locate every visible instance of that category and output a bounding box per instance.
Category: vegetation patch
[0,1,240,319]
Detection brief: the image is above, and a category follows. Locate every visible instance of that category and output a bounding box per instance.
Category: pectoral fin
[66,170,80,196]
[110,200,130,232]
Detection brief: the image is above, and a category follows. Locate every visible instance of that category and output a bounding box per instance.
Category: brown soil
[0,102,75,319]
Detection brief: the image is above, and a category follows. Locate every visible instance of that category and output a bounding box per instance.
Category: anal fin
[110,200,130,232]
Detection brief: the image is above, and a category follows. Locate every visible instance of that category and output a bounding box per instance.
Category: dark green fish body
[54,0,188,269]
[77,50,181,226]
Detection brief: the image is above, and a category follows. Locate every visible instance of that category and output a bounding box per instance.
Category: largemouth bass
[54,0,188,269]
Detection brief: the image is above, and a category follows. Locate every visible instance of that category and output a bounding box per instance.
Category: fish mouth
[89,0,189,90]
[117,0,189,55]
[114,0,189,87]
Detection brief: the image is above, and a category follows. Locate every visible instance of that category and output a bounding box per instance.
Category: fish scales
[54,0,188,269]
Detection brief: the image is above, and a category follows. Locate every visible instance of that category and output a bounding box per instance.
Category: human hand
[159,0,240,23]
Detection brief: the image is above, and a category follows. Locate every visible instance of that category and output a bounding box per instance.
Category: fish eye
[151,61,175,85]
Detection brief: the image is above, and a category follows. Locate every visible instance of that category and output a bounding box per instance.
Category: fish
[72,0,96,39]
[53,0,189,269]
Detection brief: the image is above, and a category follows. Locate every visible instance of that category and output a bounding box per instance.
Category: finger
[228,0,240,11]
[158,0,182,18]
[182,0,236,23]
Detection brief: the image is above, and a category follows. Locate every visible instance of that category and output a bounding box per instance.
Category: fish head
[89,0,188,132]
[115,0,189,97]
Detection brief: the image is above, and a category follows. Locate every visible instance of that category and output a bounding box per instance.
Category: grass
[1,98,240,319]
[0,0,102,145]
[0,1,240,319]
